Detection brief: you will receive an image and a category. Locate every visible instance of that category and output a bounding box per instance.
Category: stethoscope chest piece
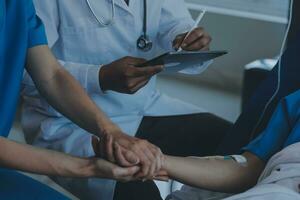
[137,35,153,52]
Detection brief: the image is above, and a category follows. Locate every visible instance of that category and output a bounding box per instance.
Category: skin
[26,45,164,179]
[0,137,140,182]
[173,27,212,51]
[0,45,144,181]
[162,152,265,193]
[97,27,212,178]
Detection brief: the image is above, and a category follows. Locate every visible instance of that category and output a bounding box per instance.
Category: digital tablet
[137,50,228,68]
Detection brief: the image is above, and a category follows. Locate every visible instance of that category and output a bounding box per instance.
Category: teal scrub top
[243,90,300,162]
[0,0,47,137]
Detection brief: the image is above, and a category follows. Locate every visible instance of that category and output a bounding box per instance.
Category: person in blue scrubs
[0,0,149,199]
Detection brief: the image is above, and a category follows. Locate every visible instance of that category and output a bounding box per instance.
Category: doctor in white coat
[22,0,232,200]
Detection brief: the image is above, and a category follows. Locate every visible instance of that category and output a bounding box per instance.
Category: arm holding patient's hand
[162,152,265,193]
[93,134,164,180]
[0,137,140,182]
[26,45,164,180]
[26,45,112,137]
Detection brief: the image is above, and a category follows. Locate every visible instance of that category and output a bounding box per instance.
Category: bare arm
[25,45,113,136]
[163,152,265,193]
[25,45,164,178]
[0,137,139,181]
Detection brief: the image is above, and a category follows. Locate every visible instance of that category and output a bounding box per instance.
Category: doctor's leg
[136,113,232,156]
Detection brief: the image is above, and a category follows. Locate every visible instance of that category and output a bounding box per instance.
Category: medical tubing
[249,0,294,140]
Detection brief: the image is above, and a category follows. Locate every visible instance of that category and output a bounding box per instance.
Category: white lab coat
[22,0,206,199]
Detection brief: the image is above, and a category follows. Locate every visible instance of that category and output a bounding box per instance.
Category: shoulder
[284,90,300,120]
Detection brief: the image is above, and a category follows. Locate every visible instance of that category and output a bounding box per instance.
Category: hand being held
[99,56,163,94]
[91,157,141,182]
[93,126,165,180]
[173,27,212,51]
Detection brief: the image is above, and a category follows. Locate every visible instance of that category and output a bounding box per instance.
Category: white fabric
[22,0,207,200]
[166,186,231,200]
[167,142,300,200]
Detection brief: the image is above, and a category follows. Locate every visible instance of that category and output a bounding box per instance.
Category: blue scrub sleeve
[26,0,48,48]
[0,168,70,200]
[242,98,292,162]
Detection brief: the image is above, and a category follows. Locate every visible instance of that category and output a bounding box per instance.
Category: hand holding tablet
[137,50,228,73]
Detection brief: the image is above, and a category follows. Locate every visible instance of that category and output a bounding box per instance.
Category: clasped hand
[93,126,168,182]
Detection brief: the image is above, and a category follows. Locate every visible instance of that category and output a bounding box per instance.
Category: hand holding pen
[173,10,211,52]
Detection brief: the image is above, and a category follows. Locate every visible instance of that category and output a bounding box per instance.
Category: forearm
[164,153,264,193]
[0,137,94,178]
[36,66,110,135]
[26,46,114,136]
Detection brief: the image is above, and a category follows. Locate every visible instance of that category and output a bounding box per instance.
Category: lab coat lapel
[114,0,134,16]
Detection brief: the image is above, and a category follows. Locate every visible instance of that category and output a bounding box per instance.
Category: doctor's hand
[173,27,212,51]
[99,56,163,94]
[93,126,164,179]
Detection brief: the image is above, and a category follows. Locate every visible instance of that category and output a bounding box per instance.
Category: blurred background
[157,0,289,122]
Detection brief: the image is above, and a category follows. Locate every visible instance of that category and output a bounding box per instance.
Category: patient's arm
[163,152,265,193]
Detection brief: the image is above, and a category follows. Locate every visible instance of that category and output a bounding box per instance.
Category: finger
[106,134,116,163]
[128,65,163,77]
[184,36,211,51]
[136,160,152,179]
[128,79,149,94]
[142,148,157,179]
[92,136,101,157]
[172,34,186,50]
[99,135,106,158]
[114,166,140,180]
[125,75,150,91]
[150,147,162,174]
[114,142,138,167]
[134,149,153,179]
[125,57,147,65]
[181,27,205,48]
[200,45,210,51]
[157,169,169,177]
[123,147,140,165]
[154,176,170,182]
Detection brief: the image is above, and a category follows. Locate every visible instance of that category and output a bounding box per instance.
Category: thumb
[116,166,140,178]
[124,149,140,165]
[173,33,186,50]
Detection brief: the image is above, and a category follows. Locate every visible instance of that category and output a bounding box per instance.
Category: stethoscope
[86,0,153,52]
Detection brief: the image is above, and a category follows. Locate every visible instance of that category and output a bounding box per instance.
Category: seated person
[161,29,300,197]
[0,0,144,199]
[161,89,300,198]
[22,1,229,200]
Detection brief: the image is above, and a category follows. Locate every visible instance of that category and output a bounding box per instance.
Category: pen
[177,10,206,52]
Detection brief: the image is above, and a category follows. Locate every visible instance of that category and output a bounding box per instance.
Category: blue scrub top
[243,89,300,162]
[0,0,47,137]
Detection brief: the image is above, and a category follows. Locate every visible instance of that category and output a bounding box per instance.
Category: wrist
[74,158,98,178]
[94,115,116,136]
[163,155,171,171]
[100,123,123,137]
[99,64,108,92]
